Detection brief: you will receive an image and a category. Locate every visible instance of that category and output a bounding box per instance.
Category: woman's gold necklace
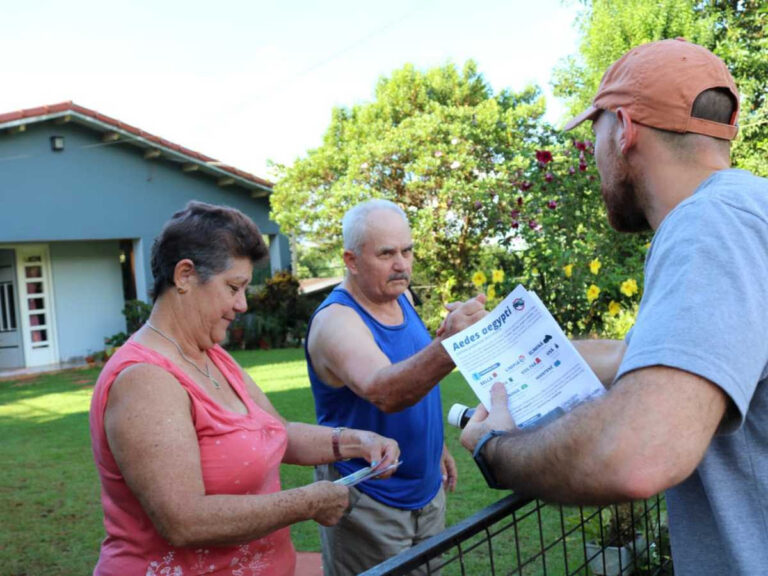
[145,321,222,390]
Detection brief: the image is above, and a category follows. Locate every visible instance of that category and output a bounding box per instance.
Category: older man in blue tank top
[305,199,487,576]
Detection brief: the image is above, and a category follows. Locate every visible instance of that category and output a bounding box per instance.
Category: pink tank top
[89,339,296,576]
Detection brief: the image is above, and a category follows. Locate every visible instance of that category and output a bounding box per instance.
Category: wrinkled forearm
[147,485,323,547]
[363,339,455,412]
[483,399,644,505]
[283,422,336,465]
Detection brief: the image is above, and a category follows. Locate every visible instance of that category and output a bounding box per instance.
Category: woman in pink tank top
[89,202,399,576]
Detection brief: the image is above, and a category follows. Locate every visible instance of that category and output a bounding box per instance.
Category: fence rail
[362,493,671,576]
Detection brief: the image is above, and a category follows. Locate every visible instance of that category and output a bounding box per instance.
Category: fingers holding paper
[437,294,488,338]
[354,430,400,478]
[460,381,516,452]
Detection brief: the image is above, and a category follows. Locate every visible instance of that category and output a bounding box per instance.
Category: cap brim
[563,106,600,132]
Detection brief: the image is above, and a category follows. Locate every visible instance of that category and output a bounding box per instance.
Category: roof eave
[0,109,272,196]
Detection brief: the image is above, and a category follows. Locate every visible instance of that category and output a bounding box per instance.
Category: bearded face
[593,112,651,233]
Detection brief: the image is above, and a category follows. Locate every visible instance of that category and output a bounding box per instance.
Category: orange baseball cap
[564,38,739,140]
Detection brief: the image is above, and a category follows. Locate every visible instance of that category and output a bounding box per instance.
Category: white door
[0,249,24,369]
[15,245,58,367]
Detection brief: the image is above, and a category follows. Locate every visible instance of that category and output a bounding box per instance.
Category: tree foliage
[554,0,768,176]
[272,61,548,303]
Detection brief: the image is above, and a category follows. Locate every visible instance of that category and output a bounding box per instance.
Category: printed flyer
[442,285,605,428]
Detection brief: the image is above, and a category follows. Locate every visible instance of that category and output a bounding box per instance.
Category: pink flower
[511,220,519,229]
[568,166,576,175]
[547,200,558,210]
[528,219,538,229]
[545,172,554,182]
[474,200,482,209]
[519,181,532,192]
[517,196,524,206]
[510,209,520,218]
[574,140,587,151]
[579,162,587,172]
[535,150,553,164]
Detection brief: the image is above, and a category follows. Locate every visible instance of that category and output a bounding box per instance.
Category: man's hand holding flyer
[442,285,604,428]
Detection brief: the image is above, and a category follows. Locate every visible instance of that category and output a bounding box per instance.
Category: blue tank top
[306,288,443,509]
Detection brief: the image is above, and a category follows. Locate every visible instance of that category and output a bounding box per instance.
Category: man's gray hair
[342,199,409,254]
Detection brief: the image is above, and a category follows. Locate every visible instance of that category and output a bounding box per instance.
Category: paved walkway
[0,359,90,381]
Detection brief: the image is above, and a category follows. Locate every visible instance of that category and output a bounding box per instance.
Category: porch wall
[50,241,126,362]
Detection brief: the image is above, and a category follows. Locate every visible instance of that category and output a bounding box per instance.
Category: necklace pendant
[211,377,222,390]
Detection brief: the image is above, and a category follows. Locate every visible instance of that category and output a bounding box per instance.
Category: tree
[271,62,549,308]
[554,0,768,176]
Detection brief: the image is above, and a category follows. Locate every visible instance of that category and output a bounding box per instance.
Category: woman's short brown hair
[150,201,268,302]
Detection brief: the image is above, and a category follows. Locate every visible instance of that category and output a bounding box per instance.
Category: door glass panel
[25,266,42,279]
[30,313,46,327]
[31,329,47,343]
[24,256,42,263]
[28,297,44,311]
[26,281,43,294]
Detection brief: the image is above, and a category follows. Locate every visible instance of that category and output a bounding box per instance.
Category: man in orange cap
[460,39,768,576]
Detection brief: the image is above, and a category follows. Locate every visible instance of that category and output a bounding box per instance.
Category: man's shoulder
[692,169,768,215]
[661,170,768,238]
[313,301,365,329]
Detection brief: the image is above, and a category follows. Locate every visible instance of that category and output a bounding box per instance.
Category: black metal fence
[362,494,672,576]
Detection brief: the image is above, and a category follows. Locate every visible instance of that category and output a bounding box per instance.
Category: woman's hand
[342,429,400,476]
[306,481,350,526]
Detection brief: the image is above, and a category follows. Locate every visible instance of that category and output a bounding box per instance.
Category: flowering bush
[239,271,315,349]
[468,136,650,338]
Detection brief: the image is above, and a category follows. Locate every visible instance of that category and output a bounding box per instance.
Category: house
[0,102,290,372]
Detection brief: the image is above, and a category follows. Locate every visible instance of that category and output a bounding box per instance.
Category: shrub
[236,271,315,349]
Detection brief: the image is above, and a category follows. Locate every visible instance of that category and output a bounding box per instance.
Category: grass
[0,348,646,575]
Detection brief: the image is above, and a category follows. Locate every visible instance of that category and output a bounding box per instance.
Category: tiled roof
[0,101,273,193]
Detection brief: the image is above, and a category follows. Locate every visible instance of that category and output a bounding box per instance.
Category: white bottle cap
[447,403,469,428]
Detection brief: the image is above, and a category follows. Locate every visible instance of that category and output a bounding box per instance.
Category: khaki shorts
[315,463,446,576]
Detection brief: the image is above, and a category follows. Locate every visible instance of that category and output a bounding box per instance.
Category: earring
[177,287,187,294]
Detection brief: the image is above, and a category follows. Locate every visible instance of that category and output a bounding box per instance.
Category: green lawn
[0,349,660,575]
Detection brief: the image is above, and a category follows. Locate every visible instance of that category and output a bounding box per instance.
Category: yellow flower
[532,267,539,276]
[620,278,639,297]
[487,285,496,300]
[586,284,601,303]
[608,301,621,316]
[471,271,487,287]
[564,264,573,278]
[491,269,505,284]
[589,258,601,275]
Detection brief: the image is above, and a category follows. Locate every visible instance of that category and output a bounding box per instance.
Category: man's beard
[602,161,651,233]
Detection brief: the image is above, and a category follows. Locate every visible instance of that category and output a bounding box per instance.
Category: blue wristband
[472,430,508,489]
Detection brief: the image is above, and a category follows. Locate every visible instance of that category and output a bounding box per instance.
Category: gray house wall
[50,241,126,362]
[0,121,289,297]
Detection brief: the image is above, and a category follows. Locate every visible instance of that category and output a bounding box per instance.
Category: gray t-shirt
[616,169,768,576]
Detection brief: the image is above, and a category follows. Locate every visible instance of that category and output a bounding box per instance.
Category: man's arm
[460,366,727,505]
[308,296,486,413]
[572,339,626,388]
